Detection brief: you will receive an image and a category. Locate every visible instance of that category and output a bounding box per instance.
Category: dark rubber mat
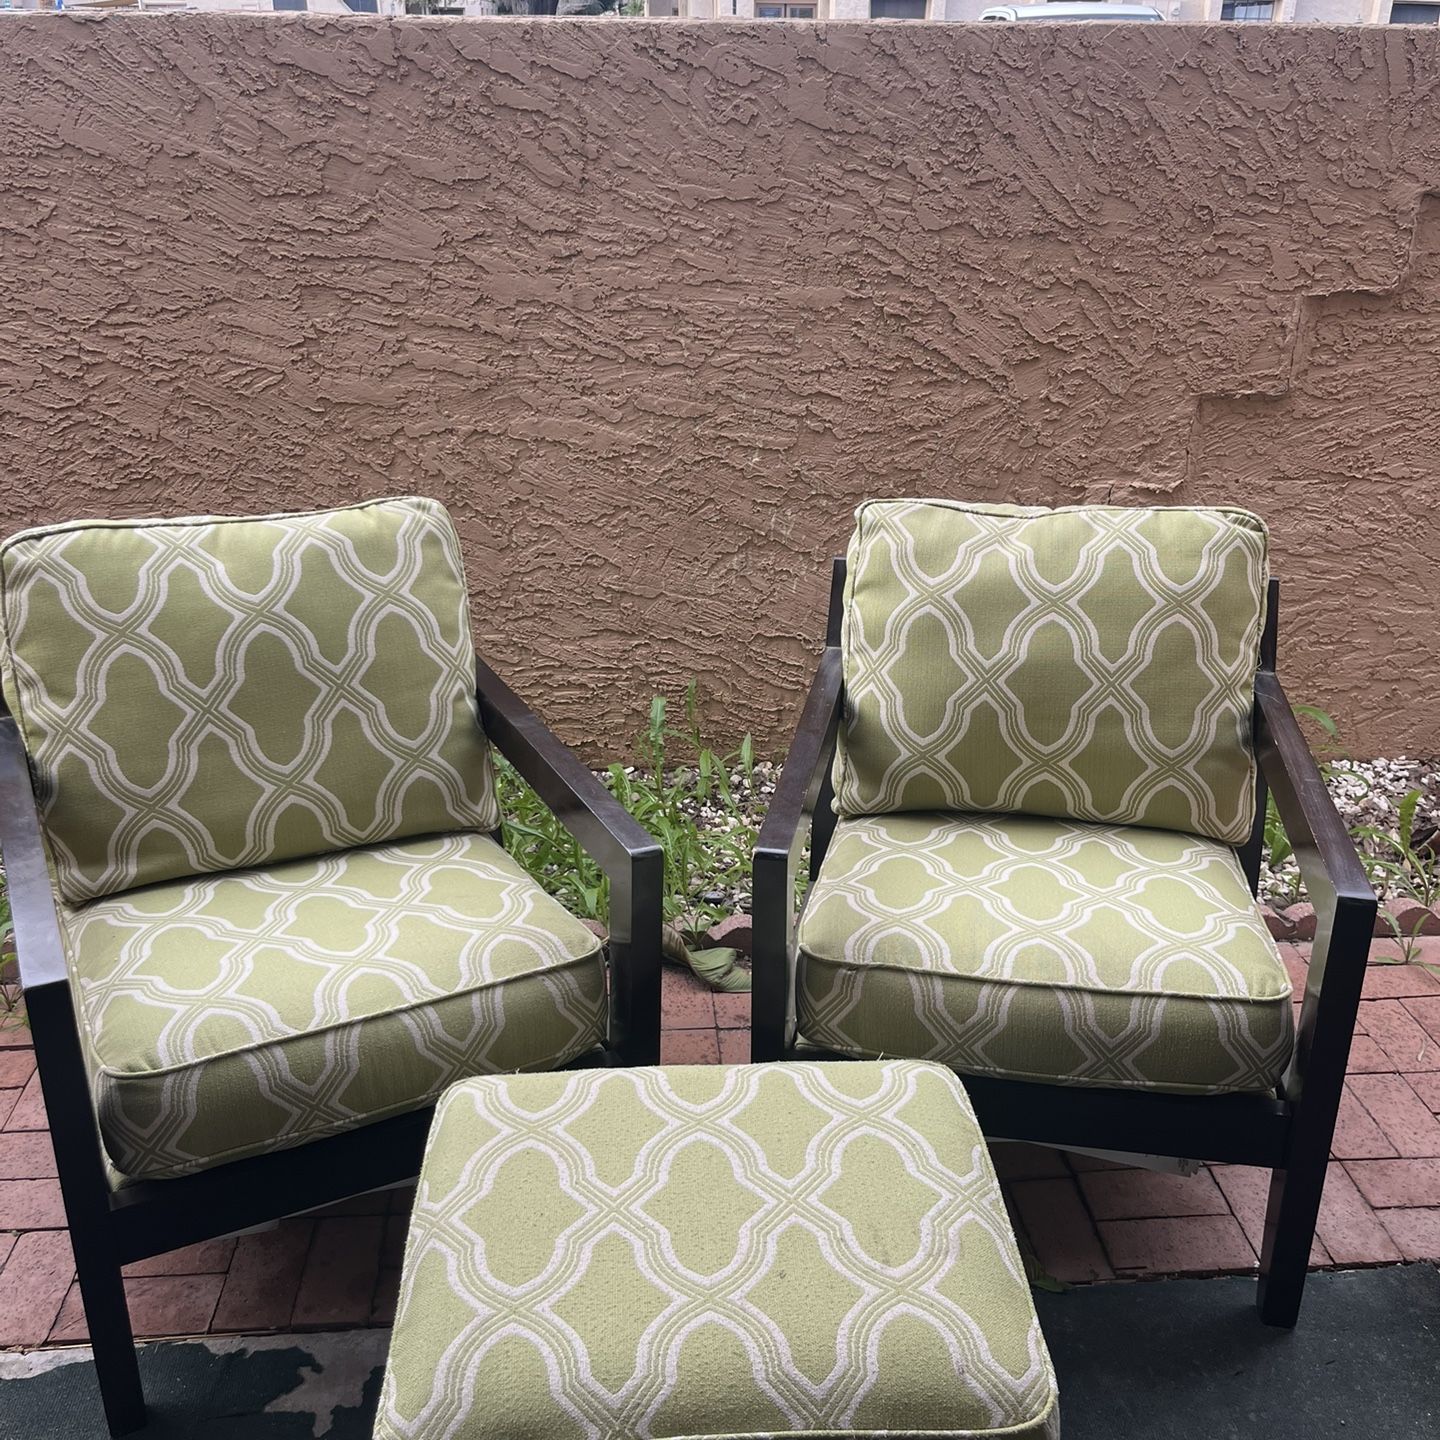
[1,1266,1436,1437]
[1037,1263,1440,1440]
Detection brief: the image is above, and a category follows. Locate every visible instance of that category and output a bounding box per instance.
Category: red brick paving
[1345,1157,1440,1209]
[1377,1204,1440,1261]
[290,1216,384,1329]
[1343,1033,1402,1073]
[659,1029,721,1064]
[0,1178,66,1230]
[4,1071,47,1132]
[1361,954,1440,998]
[1331,1082,1400,1159]
[0,1018,31,1048]
[1079,1165,1231,1221]
[1008,1177,1114,1284]
[49,1273,225,1344]
[210,1220,314,1334]
[0,1231,75,1346]
[712,992,751,1030]
[0,939,1438,1349]
[1098,1214,1256,1274]
[1405,995,1440,1046]
[369,1266,402,1326]
[1358,999,1439,1071]
[991,1142,1070,1182]
[1347,1073,1440,1157]
[0,1131,58,1180]
[1314,1160,1402,1266]
[1211,1163,1330,1266]
[122,1238,235,1279]
[1410,1072,1440,1111]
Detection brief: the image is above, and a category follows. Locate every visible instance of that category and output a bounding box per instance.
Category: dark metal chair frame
[754,561,1376,1328]
[0,654,663,1437]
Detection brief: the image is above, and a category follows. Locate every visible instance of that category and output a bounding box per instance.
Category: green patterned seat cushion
[378,1061,1059,1440]
[0,497,499,904]
[797,813,1292,1096]
[63,832,605,1180]
[833,500,1268,844]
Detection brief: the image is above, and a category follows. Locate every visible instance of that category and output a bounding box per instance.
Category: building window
[1220,1,1273,16]
[755,3,818,13]
[1390,2,1440,18]
[346,0,380,10]
[871,0,925,15]
[273,0,308,9]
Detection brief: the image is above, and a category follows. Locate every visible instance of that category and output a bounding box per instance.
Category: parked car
[979,3,1165,19]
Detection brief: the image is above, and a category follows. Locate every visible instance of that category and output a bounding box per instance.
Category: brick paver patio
[1,937,1438,1347]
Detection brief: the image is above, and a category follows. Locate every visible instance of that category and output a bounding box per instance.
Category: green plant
[495,757,609,925]
[1354,788,1440,964]
[1265,704,1440,969]
[0,869,21,1026]
[495,682,762,941]
[613,682,758,939]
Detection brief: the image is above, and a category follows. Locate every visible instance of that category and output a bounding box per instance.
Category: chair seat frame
[0,653,663,1437]
[753,563,1376,1328]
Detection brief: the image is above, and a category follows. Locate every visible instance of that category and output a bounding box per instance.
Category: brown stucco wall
[1,16,1436,758]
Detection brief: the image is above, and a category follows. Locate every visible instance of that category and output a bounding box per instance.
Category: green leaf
[1398,789,1421,853]
[1294,703,1339,739]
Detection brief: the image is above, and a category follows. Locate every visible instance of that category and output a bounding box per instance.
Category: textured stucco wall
[1,16,1437,759]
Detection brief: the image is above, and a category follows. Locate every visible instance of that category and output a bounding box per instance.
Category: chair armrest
[1255,671,1373,917]
[752,647,843,1062]
[0,715,69,994]
[0,713,119,1205]
[475,655,662,1065]
[1255,670,1376,1104]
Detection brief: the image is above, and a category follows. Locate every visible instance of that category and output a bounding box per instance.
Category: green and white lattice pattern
[0,496,499,903]
[378,1061,1060,1440]
[65,832,605,1180]
[798,812,1292,1096]
[832,500,1268,845]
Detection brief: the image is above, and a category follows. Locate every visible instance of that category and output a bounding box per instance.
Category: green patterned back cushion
[0,497,500,904]
[833,500,1268,845]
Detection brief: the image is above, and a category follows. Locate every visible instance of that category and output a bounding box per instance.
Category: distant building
[7,0,494,14]
[647,0,1437,23]
[7,0,1433,22]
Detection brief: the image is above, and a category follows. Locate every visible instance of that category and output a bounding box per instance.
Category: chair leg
[73,1242,146,1436]
[1255,1150,1327,1328]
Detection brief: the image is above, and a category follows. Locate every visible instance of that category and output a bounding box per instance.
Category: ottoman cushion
[377,1060,1058,1440]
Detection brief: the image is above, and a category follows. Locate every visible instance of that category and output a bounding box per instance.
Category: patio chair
[0,496,662,1436]
[753,500,1375,1327]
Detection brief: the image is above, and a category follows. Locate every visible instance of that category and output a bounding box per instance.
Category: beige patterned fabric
[833,500,1268,844]
[797,813,1292,1096]
[64,832,605,1181]
[0,497,499,904]
[378,1061,1059,1440]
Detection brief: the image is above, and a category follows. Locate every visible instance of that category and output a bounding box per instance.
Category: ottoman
[376,1060,1059,1440]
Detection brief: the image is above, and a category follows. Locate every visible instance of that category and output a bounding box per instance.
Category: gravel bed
[669,760,778,917]
[634,753,1439,916]
[1262,756,1440,906]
